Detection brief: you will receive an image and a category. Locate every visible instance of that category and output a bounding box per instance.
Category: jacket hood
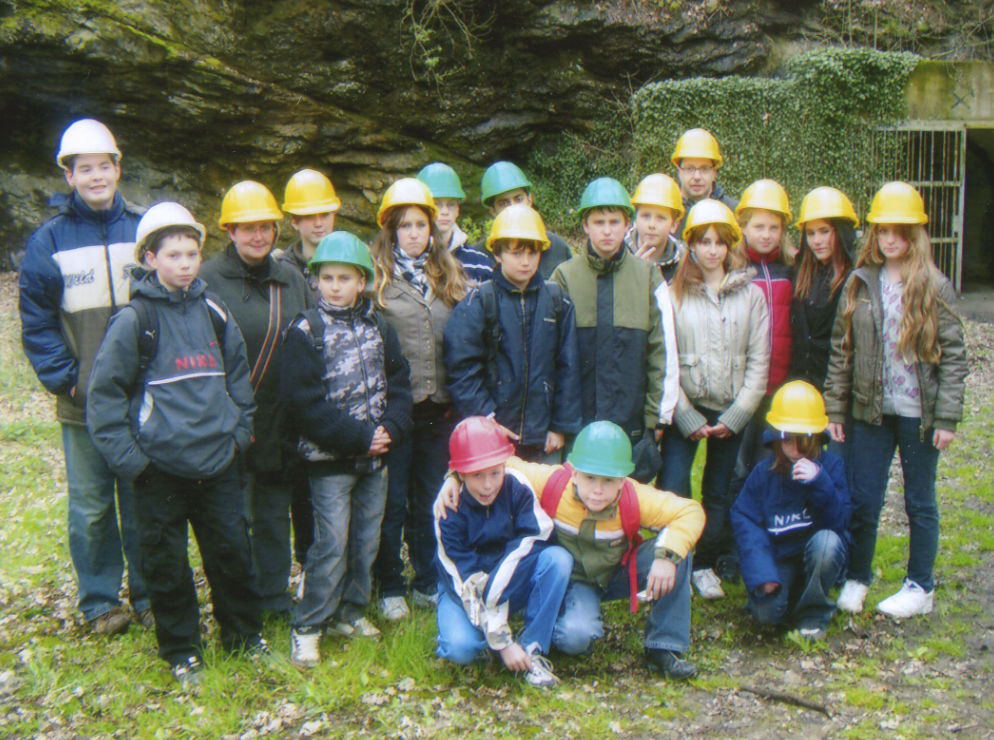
[684,266,756,297]
[128,263,207,302]
[584,241,626,274]
[62,191,144,223]
[317,294,376,320]
[492,265,544,294]
[447,224,469,250]
[746,246,782,264]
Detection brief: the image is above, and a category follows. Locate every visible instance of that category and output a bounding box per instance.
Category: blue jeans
[847,416,941,591]
[436,545,573,663]
[293,467,388,630]
[746,529,847,630]
[551,541,692,655]
[375,401,452,597]
[62,423,149,621]
[659,408,744,570]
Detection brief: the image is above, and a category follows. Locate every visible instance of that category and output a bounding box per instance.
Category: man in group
[671,128,738,235]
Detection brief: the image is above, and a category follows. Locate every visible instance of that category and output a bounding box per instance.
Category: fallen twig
[737,685,832,718]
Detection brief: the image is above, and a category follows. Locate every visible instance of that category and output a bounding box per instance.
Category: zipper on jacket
[349,314,375,420]
[517,291,529,440]
[102,222,118,310]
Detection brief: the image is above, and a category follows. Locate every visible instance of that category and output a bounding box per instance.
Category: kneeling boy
[87,202,263,689]
[437,420,704,678]
[435,416,573,688]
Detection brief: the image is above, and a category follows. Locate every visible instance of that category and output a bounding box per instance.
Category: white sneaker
[350,616,382,638]
[379,596,410,622]
[691,568,725,599]
[290,630,320,667]
[837,579,869,614]
[876,579,934,619]
[524,654,560,689]
[411,589,439,609]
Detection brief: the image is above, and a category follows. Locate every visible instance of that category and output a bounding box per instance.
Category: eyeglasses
[678,165,715,176]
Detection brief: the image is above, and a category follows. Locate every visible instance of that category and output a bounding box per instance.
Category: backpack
[477,279,566,388]
[131,292,228,381]
[297,307,390,354]
[540,462,644,613]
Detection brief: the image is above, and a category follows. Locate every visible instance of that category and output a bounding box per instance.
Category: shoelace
[528,654,560,685]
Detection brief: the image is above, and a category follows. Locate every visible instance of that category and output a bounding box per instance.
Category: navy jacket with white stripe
[730,447,850,597]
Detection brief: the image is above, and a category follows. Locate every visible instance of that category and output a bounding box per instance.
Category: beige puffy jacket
[670,268,770,436]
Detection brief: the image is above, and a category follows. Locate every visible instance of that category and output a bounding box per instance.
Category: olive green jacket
[823,265,967,434]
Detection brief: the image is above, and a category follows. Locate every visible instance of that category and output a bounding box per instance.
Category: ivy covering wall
[527,48,921,234]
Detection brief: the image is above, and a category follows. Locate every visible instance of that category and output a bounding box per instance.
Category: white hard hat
[136,202,206,256]
[56,119,122,169]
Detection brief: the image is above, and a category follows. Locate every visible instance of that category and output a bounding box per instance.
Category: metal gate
[876,123,966,291]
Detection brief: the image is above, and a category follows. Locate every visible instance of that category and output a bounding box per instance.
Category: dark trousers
[246,469,294,613]
[134,462,261,666]
[288,460,314,566]
[659,407,745,570]
[374,401,452,597]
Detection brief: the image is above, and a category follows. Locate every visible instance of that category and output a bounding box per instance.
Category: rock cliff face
[0,0,982,261]
[0,0,790,260]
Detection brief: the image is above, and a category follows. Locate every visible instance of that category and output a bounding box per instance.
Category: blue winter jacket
[730,447,851,597]
[18,191,144,425]
[443,270,582,447]
[86,268,256,481]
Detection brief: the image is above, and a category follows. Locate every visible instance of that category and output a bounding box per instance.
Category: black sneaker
[136,608,155,630]
[645,649,697,680]
[246,636,271,661]
[171,656,204,691]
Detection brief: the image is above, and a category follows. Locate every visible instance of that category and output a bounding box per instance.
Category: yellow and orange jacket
[505,456,705,589]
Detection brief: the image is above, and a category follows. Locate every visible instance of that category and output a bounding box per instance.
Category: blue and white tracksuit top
[730,449,850,597]
[435,468,556,649]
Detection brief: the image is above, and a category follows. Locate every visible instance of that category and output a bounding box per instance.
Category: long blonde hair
[369,204,467,307]
[840,223,944,363]
[670,223,747,306]
[737,207,794,265]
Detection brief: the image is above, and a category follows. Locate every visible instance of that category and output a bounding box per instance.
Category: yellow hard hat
[682,198,742,243]
[218,181,283,228]
[486,204,550,251]
[736,179,792,222]
[631,174,685,220]
[796,186,859,228]
[671,128,724,169]
[282,169,341,215]
[866,181,928,225]
[766,380,829,434]
[376,178,438,227]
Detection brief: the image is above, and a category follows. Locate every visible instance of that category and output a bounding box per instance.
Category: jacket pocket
[679,353,704,398]
[729,354,746,398]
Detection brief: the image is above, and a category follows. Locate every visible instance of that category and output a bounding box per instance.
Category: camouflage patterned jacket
[279,297,413,468]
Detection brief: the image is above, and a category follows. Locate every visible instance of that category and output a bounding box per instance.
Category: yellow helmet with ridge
[671,128,724,169]
[486,204,550,252]
[682,198,742,243]
[631,173,685,220]
[796,186,859,228]
[376,177,438,226]
[282,169,341,215]
[866,181,928,225]
[218,181,283,228]
[735,179,792,222]
[766,380,829,434]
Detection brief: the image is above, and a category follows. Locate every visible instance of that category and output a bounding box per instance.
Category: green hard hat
[480,161,532,206]
[417,162,466,201]
[567,421,635,478]
[307,231,375,281]
[577,177,634,218]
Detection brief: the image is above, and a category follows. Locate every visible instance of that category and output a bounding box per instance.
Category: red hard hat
[448,416,515,474]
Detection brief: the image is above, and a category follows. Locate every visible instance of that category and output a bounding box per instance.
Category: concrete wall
[906,61,994,126]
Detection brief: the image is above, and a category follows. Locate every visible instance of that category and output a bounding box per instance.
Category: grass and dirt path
[1,271,992,738]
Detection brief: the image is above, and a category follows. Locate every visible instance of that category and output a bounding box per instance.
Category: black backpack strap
[202,290,228,354]
[302,308,325,353]
[130,296,159,379]
[477,282,501,389]
[544,280,565,325]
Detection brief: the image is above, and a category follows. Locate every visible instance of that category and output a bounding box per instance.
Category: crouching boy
[279,232,413,666]
[437,420,705,679]
[730,381,850,640]
[86,203,263,689]
[435,416,573,688]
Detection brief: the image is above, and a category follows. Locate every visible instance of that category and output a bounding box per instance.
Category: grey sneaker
[290,630,320,667]
[798,625,827,641]
[524,654,560,689]
[171,656,204,691]
[90,607,131,636]
[411,589,439,609]
[379,596,410,622]
[330,616,381,639]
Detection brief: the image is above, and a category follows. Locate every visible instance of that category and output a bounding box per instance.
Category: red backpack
[541,463,644,613]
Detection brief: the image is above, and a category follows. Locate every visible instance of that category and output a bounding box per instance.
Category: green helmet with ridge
[417,162,466,201]
[480,161,532,206]
[307,231,375,281]
[577,177,634,218]
[567,421,635,478]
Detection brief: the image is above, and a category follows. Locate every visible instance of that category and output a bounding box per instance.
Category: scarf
[393,245,430,297]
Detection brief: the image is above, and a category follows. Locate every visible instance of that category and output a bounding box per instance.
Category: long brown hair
[770,433,824,477]
[793,218,853,301]
[369,204,467,307]
[737,207,794,265]
[670,222,747,306]
[840,223,944,364]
